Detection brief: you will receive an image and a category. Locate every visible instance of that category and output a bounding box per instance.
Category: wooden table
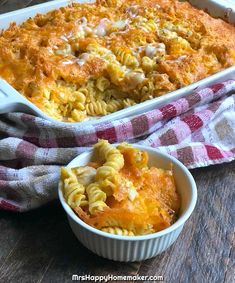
[0,1,234,282]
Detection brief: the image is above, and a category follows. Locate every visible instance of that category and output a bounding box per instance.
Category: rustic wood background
[0,1,234,282]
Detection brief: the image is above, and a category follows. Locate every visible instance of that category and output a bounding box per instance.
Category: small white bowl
[58,144,197,262]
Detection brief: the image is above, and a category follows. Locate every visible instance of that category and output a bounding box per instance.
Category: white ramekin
[58,145,197,262]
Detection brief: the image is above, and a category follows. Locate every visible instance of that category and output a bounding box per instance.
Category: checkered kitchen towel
[0,80,235,211]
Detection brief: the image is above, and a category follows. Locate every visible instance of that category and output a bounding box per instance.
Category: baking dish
[0,0,235,127]
[58,144,197,261]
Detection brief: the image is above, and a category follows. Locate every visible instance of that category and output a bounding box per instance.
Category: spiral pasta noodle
[106,63,125,84]
[74,166,97,186]
[69,109,86,122]
[61,167,88,208]
[138,19,157,33]
[141,56,155,73]
[85,101,107,116]
[123,98,136,108]
[106,99,123,113]
[94,140,124,194]
[140,80,155,101]
[95,139,124,172]
[86,182,108,215]
[101,227,135,236]
[113,47,139,68]
[73,91,86,111]
[96,77,110,92]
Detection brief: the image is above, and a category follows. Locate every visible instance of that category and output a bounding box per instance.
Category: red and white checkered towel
[0,80,235,211]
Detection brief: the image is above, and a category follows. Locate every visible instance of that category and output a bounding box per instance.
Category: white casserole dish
[0,0,235,127]
[58,144,197,261]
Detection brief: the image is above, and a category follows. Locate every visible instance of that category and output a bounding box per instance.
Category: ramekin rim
[58,144,197,241]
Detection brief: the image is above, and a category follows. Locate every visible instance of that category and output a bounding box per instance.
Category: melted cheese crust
[0,0,235,121]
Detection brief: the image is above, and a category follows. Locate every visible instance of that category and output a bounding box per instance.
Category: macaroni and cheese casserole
[61,140,180,236]
[0,0,235,121]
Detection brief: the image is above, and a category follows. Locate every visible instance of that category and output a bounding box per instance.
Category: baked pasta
[61,140,180,236]
[1,0,235,122]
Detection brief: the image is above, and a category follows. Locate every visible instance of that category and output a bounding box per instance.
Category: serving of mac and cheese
[61,140,180,236]
[1,0,235,122]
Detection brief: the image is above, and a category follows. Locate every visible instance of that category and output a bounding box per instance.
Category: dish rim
[58,144,197,241]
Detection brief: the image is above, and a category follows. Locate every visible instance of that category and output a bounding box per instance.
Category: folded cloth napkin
[0,80,235,212]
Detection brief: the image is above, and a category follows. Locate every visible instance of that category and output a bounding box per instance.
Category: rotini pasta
[94,139,124,194]
[61,140,180,236]
[95,140,124,170]
[85,101,107,116]
[113,46,139,68]
[135,18,157,33]
[141,56,155,73]
[106,99,123,113]
[73,91,86,111]
[101,227,135,236]
[123,98,136,108]
[74,166,97,186]
[140,80,155,101]
[86,182,108,215]
[96,77,110,92]
[61,167,88,208]
[69,109,86,122]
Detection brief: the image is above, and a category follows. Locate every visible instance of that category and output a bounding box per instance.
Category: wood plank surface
[0,1,234,283]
